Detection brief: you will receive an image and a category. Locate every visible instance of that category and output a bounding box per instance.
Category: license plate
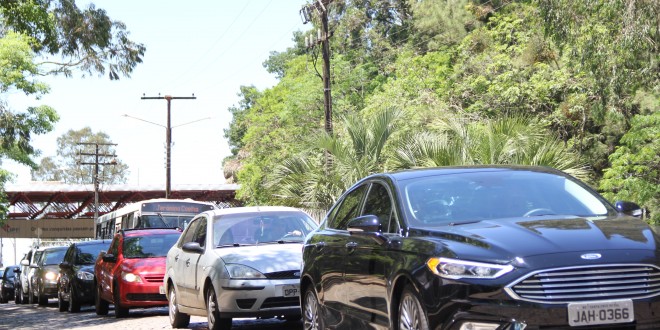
[568,299,634,326]
[278,284,300,297]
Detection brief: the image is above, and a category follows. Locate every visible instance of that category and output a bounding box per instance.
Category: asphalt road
[0,298,303,330]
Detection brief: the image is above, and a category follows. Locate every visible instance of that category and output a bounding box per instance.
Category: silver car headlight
[225,264,266,279]
[427,257,513,279]
[76,271,95,281]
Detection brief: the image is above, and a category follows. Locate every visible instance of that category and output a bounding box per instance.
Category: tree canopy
[31,127,129,184]
[223,0,659,223]
[0,0,145,222]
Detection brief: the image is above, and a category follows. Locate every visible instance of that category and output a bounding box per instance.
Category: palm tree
[266,108,401,211]
[390,114,591,180]
[267,110,590,214]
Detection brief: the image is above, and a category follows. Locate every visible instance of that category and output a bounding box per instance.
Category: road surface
[0,299,303,330]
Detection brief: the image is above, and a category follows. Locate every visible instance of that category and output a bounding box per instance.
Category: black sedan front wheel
[58,290,68,312]
[398,284,429,330]
[302,286,323,330]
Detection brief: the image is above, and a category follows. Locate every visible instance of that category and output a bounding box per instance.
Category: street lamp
[123,114,211,198]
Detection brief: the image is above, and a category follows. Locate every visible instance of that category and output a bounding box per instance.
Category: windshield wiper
[216,243,246,248]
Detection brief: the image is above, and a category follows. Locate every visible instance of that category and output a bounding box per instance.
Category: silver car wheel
[398,285,429,330]
[303,287,321,330]
[168,285,190,328]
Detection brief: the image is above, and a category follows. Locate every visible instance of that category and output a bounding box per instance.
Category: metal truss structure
[5,183,240,220]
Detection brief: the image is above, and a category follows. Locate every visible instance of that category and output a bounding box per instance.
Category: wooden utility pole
[301,0,333,135]
[77,142,117,221]
[141,94,196,198]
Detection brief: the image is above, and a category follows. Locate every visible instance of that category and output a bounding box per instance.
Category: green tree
[31,127,129,184]
[0,0,146,80]
[266,108,401,211]
[0,1,144,222]
[600,112,660,224]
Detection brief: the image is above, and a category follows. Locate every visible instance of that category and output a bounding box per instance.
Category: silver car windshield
[403,170,611,226]
[213,211,317,246]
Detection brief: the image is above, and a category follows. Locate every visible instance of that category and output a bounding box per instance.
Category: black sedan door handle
[345,242,358,251]
[315,242,326,251]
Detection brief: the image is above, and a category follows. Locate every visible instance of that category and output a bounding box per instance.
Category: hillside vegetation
[222,0,659,223]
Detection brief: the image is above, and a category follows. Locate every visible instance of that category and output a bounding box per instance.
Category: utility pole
[141,94,196,198]
[301,0,334,172]
[77,142,117,222]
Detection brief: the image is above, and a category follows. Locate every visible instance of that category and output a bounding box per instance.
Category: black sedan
[300,165,660,330]
[0,265,20,303]
[57,239,111,312]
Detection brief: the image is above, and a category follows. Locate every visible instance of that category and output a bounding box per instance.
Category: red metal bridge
[5,182,240,220]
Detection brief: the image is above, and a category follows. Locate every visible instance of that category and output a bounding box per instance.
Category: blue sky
[5,0,308,187]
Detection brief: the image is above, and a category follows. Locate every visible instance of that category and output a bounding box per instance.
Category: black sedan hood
[416,215,660,262]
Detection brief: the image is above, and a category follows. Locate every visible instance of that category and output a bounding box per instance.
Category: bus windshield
[138,214,194,229]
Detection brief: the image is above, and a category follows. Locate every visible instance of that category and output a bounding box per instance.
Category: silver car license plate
[568,299,634,326]
[278,284,300,297]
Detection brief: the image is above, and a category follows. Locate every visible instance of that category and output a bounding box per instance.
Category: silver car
[163,206,318,329]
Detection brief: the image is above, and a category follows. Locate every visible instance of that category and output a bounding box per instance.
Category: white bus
[95,198,217,239]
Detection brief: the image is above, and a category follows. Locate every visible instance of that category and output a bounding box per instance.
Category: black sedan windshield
[403,170,611,225]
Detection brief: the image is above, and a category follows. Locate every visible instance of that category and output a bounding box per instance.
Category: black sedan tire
[302,286,323,330]
[398,284,429,330]
[95,284,109,316]
[168,285,190,328]
[58,290,68,312]
[68,284,81,313]
[37,284,48,306]
[206,286,231,330]
[14,287,21,304]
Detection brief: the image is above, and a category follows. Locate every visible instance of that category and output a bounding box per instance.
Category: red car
[94,228,181,318]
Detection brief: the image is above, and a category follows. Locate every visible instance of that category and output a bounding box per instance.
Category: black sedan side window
[328,185,367,230]
[363,183,395,232]
[63,245,75,264]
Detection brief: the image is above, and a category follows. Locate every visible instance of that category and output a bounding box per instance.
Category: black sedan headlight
[427,257,513,279]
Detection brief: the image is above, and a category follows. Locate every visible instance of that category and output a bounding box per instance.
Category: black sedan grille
[506,264,660,304]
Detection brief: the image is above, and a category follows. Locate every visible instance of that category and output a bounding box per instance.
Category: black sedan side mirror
[59,262,72,270]
[182,242,204,254]
[348,215,388,245]
[614,201,643,217]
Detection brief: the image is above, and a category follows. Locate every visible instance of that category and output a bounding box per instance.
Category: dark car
[95,228,181,318]
[300,165,660,330]
[29,246,68,305]
[57,239,112,312]
[0,265,20,303]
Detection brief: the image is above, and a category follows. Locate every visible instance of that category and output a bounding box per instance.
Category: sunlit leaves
[600,112,660,224]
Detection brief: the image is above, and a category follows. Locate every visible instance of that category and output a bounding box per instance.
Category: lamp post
[123,114,210,198]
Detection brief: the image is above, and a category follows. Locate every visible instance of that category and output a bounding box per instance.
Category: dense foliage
[0,0,144,222]
[223,0,659,223]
